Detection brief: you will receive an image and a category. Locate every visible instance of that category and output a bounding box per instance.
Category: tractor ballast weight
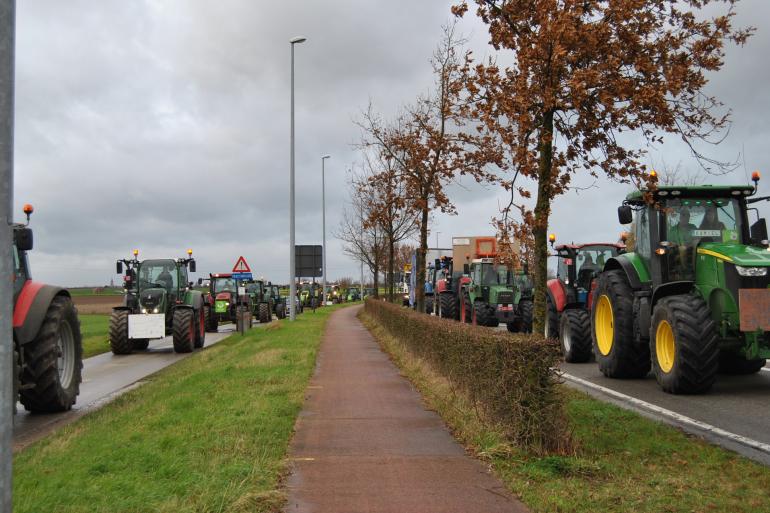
[111,250,206,354]
[11,204,83,413]
[592,177,770,394]
[545,239,625,362]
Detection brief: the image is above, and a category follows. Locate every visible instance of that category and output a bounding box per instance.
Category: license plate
[128,314,165,339]
[739,289,770,332]
[499,305,513,311]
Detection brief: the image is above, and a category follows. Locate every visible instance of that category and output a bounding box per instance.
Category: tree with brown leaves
[454,0,751,332]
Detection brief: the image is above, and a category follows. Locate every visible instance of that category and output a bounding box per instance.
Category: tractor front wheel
[650,294,719,394]
[560,309,592,363]
[194,308,206,349]
[205,304,218,332]
[439,293,457,320]
[259,303,271,323]
[719,352,766,375]
[473,301,493,327]
[172,308,195,353]
[276,302,286,319]
[545,295,559,340]
[109,309,133,355]
[20,296,83,413]
[592,270,650,378]
[518,300,533,334]
[425,296,434,315]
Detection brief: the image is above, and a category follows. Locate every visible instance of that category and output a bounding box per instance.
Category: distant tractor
[244,279,274,323]
[546,236,625,362]
[111,250,207,354]
[593,174,770,394]
[11,204,83,413]
[347,288,361,301]
[267,284,287,319]
[299,282,321,307]
[460,258,534,333]
[204,273,251,331]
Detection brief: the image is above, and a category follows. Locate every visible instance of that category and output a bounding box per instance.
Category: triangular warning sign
[232,256,251,273]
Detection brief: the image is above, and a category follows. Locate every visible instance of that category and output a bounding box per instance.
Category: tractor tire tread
[172,308,195,353]
[109,309,133,355]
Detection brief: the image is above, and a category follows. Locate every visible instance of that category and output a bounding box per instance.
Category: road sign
[295,245,322,278]
[232,256,251,273]
[231,272,252,280]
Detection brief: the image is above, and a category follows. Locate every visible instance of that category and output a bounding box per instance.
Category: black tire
[545,294,559,340]
[506,321,519,333]
[518,300,533,333]
[439,293,457,320]
[194,307,206,349]
[461,292,472,324]
[592,270,650,378]
[172,308,195,353]
[425,296,434,315]
[19,295,83,413]
[259,302,271,323]
[109,309,133,355]
[560,309,592,363]
[650,294,719,394]
[719,352,766,375]
[132,339,150,351]
[205,304,218,332]
[276,302,286,319]
[473,301,494,327]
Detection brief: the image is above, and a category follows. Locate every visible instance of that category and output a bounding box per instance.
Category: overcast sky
[13,1,770,286]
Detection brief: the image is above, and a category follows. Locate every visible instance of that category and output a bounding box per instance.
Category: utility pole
[320,155,330,306]
[288,36,306,321]
[0,2,15,511]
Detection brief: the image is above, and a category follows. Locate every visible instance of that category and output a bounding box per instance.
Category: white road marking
[561,372,770,455]
[760,367,770,373]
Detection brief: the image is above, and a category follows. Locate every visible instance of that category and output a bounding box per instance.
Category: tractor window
[635,209,651,261]
[138,261,179,291]
[214,278,236,293]
[479,263,498,285]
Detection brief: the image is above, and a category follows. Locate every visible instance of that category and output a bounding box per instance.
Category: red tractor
[12,204,83,412]
[432,256,470,319]
[545,235,625,362]
[203,273,250,331]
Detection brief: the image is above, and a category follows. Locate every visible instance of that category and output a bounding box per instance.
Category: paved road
[285,305,528,513]
[12,321,256,451]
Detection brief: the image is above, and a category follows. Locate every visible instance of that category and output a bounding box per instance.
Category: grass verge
[79,314,111,358]
[13,304,349,513]
[359,310,770,513]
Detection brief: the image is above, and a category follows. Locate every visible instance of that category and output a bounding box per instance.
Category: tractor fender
[546,279,567,313]
[651,281,694,309]
[13,281,70,346]
[603,256,644,290]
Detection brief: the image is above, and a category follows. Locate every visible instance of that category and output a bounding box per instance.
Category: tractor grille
[140,290,164,309]
[497,291,514,305]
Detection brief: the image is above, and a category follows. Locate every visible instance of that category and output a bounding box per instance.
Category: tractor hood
[139,288,166,310]
[216,292,233,301]
[699,242,770,267]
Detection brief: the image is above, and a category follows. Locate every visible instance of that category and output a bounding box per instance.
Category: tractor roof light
[22,203,34,224]
[187,249,193,256]
[133,249,139,257]
[752,171,761,184]
[549,233,556,246]
[650,170,658,181]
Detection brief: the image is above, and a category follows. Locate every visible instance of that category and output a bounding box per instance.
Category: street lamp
[321,154,330,306]
[289,35,306,321]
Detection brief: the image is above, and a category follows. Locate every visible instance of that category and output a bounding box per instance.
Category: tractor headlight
[153,307,159,313]
[735,265,768,277]
[141,308,148,314]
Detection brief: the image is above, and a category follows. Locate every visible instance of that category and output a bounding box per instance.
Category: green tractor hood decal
[698,243,770,267]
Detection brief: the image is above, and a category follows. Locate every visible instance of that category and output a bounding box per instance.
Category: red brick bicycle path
[284,305,529,513]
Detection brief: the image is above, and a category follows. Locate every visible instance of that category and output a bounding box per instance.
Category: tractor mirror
[14,228,33,251]
[116,261,123,274]
[750,218,768,243]
[189,259,196,273]
[618,205,633,225]
[463,263,470,274]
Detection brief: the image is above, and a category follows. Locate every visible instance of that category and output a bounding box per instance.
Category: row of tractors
[297,281,373,307]
[412,175,770,396]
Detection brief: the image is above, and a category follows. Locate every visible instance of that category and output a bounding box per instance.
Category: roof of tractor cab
[210,273,233,278]
[626,185,756,203]
[556,242,625,251]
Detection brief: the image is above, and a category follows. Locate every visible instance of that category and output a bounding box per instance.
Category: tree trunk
[373,262,380,298]
[533,110,554,334]
[388,234,395,303]
[416,205,429,312]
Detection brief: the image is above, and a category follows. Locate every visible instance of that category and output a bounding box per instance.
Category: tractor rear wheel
[719,352,766,375]
[592,270,650,378]
[205,304,218,332]
[545,295,559,340]
[172,308,195,353]
[518,300,533,333]
[194,308,206,349]
[109,309,133,355]
[132,339,150,351]
[473,301,493,327]
[439,293,457,320]
[259,303,271,323]
[560,309,592,363]
[20,295,83,413]
[650,294,719,394]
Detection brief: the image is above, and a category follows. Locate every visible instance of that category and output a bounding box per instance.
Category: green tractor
[267,284,287,319]
[244,279,274,323]
[593,175,770,394]
[459,258,534,332]
[111,249,208,354]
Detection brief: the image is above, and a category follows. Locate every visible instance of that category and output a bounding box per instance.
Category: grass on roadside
[79,314,111,358]
[360,311,770,513]
[14,304,347,513]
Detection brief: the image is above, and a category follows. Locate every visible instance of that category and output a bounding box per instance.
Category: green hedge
[364,298,570,453]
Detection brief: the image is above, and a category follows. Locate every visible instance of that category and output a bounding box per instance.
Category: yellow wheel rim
[655,320,676,373]
[595,295,614,356]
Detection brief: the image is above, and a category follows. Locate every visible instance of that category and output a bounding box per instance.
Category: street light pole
[321,154,330,306]
[0,2,14,511]
[435,231,440,249]
[289,36,306,322]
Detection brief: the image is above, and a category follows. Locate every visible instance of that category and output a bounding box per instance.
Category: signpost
[231,256,252,334]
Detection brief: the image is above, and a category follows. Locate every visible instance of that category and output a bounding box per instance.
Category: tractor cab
[551,241,625,307]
